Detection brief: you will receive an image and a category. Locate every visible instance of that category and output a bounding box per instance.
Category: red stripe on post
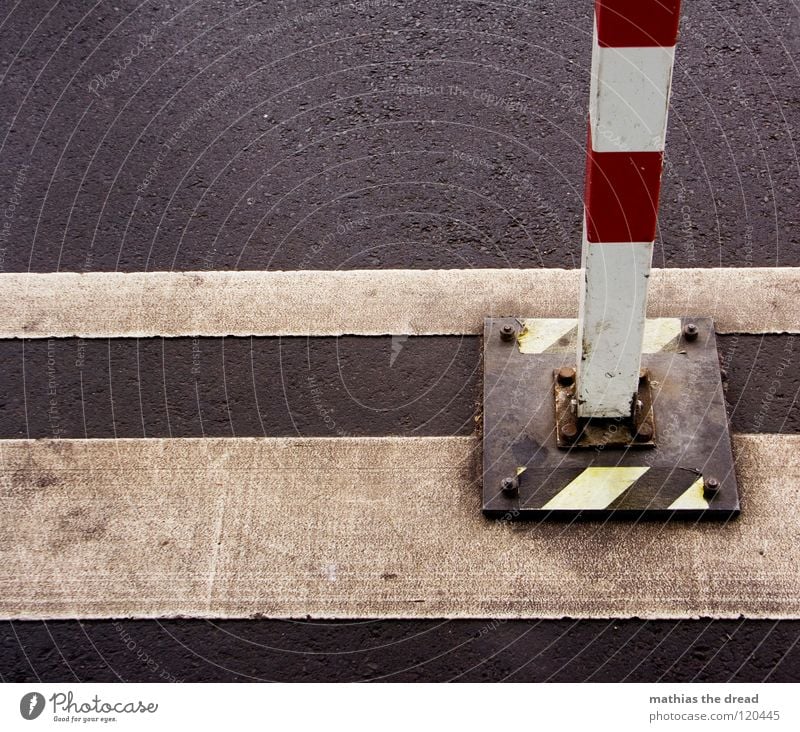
[595,0,682,48]
[584,130,664,242]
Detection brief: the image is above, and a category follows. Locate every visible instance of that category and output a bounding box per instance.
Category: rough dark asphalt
[1,335,797,439]
[3,619,799,683]
[1,0,799,682]
[1,0,798,271]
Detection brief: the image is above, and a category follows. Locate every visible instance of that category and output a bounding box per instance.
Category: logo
[20,692,45,720]
[390,335,408,366]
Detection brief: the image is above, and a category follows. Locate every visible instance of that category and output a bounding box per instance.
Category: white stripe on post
[576,237,654,419]
[589,26,675,152]
[576,0,681,419]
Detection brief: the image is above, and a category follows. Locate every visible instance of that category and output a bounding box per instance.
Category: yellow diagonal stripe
[541,467,649,510]
[641,317,682,352]
[517,317,681,355]
[518,318,576,353]
[667,477,709,510]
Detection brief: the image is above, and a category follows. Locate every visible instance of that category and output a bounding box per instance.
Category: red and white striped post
[576,0,681,419]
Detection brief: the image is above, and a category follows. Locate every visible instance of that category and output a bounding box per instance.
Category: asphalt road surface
[1,0,798,681]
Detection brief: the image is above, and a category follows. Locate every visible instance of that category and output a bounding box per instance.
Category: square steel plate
[482,316,740,519]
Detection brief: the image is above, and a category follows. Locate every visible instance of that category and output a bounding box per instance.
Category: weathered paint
[577,0,681,418]
[540,466,650,510]
[517,316,682,354]
[0,434,797,619]
[589,29,676,152]
[0,268,797,338]
[667,477,710,510]
[576,239,654,418]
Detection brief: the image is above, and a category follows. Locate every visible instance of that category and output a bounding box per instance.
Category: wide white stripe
[0,268,797,338]
[590,24,675,152]
[1,434,795,619]
[577,239,654,418]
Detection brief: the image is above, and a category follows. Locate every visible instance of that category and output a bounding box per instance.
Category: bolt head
[557,366,576,386]
[704,477,720,493]
[500,324,516,342]
[500,476,519,496]
[683,323,699,341]
[561,422,579,440]
[634,423,653,442]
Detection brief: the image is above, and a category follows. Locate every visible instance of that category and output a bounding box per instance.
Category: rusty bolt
[500,324,516,342]
[561,421,579,441]
[704,477,720,494]
[557,366,576,386]
[634,422,654,442]
[500,476,519,496]
[683,323,699,341]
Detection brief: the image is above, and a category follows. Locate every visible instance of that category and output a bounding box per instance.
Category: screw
[500,476,519,496]
[704,476,720,494]
[557,366,576,386]
[634,422,653,442]
[500,324,516,342]
[683,323,699,341]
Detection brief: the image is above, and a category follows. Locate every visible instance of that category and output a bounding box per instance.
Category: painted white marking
[542,467,649,510]
[0,268,797,338]
[0,434,796,619]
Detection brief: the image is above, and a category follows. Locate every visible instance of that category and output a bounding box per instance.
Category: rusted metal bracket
[554,367,656,448]
[482,316,740,519]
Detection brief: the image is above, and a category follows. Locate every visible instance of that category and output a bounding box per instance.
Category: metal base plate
[482,316,740,519]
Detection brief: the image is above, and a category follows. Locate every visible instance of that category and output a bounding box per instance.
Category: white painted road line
[0,434,797,619]
[1,267,797,338]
